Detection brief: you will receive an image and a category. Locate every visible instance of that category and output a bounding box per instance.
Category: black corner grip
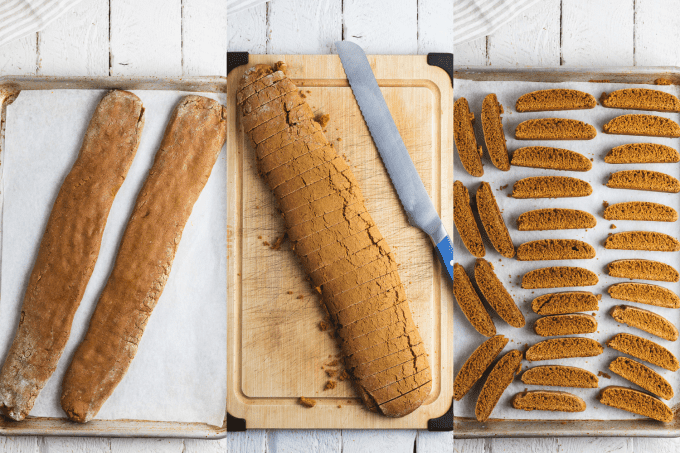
[227,411,247,432]
[426,53,453,86]
[228,51,250,75]
[427,397,453,432]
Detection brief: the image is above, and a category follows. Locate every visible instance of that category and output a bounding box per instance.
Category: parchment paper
[454,79,680,421]
[0,89,226,426]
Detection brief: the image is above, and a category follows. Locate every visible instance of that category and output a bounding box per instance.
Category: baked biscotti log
[481,94,510,171]
[60,95,226,423]
[512,390,586,412]
[236,64,430,418]
[454,97,484,176]
[609,357,674,400]
[515,89,596,112]
[598,386,673,422]
[0,91,145,422]
[454,335,508,400]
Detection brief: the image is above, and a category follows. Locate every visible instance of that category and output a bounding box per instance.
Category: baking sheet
[0,89,226,426]
[454,79,680,421]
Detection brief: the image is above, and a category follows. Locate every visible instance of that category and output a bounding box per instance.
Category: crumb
[318,321,328,332]
[307,90,311,94]
[589,158,594,162]
[610,224,617,229]
[255,205,260,209]
[326,360,339,367]
[499,184,508,190]
[603,201,609,208]
[262,241,270,246]
[337,137,342,141]
[296,294,304,300]
[258,235,262,239]
[271,234,286,250]
[287,291,293,294]
[314,286,322,294]
[338,370,350,382]
[274,61,288,74]
[655,78,673,85]
[316,113,330,128]
[299,396,316,408]
[324,380,337,391]
[300,91,306,98]
[337,405,342,408]
[592,313,597,316]
[598,371,612,379]
[326,369,337,378]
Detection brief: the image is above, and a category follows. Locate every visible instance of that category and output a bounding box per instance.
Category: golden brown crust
[600,88,680,112]
[454,97,484,176]
[605,143,680,164]
[603,114,680,137]
[517,209,596,231]
[598,386,673,422]
[453,264,496,337]
[606,170,680,193]
[481,94,510,171]
[454,335,508,401]
[515,89,597,112]
[511,147,592,171]
[476,182,514,258]
[475,259,525,328]
[609,357,674,400]
[607,259,679,282]
[521,365,598,388]
[533,314,598,337]
[475,350,523,421]
[607,333,679,371]
[512,390,586,412]
[516,239,595,261]
[603,202,678,222]
[454,181,486,257]
[515,118,597,140]
[525,337,604,361]
[608,283,680,308]
[522,267,598,289]
[531,291,600,315]
[604,231,680,251]
[610,305,678,341]
[512,176,592,199]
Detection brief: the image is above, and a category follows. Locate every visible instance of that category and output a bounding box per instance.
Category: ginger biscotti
[605,231,680,251]
[512,390,586,412]
[610,305,678,341]
[521,365,598,388]
[605,143,680,164]
[600,88,680,112]
[455,97,484,176]
[512,176,592,199]
[533,314,598,337]
[607,259,679,282]
[522,267,598,289]
[531,292,600,315]
[453,264,496,337]
[517,209,596,231]
[607,333,679,371]
[603,114,680,137]
[603,202,678,222]
[481,93,510,171]
[475,259,525,328]
[515,89,596,112]
[516,239,595,261]
[454,335,508,400]
[475,350,523,422]
[526,337,604,361]
[455,180,485,258]
[515,118,597,140]
[511,146,592,171]
[608,282,680,308]
[606,170,680,193]
[609,357,674,400]
[598,386,673,422]
[476,182,514,258]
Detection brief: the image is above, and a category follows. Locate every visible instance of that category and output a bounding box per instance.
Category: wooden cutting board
[226,54,452,429]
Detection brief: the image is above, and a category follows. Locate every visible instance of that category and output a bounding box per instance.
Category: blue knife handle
[435,236,453,282]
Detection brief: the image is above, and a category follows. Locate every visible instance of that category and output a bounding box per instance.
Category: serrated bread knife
[336,41,453,281]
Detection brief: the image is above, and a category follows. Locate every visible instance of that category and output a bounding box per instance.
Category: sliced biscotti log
[512,176,592,198]
[283,185,364,227]
[454,335,508,400]
[512,390,586,412]
[341,318,421,362]
[454,181,485,257]
[325,270,403,317]
[516,239,595,261]
[476,182,514,258]
[526,337,604,361]
[241,91,307,132]
[274,156,350,199]
[291,208,373,254]
[475,350,523,422]
[607,333,679,371]
[598,386,673,422]
[531,292,600,315]
[511,147,592,171]
[604,202,678,222]
[309,239,392,285]
[608,259,679,282]
[611,305,678,341]
[515,118,597,140]
[369,381,432,418]
[454,97,484,176]
[608,283,680,308]
[521,365,598,388]
[333,285,407,326]
[0,91,145,422]
[454,263,496,337]
[475,259,525,328]
[533,314,597,337]
[522,267,598,289]
[343,327,420,369]
[358,356,430,393]
[364,368,432,408]
[481,93,510,171]
[606,170,680,193]
[266,145,341,189]
[240,78,298,115]
[605,143,680,164]
[60,95,225,423]
[321,255,398,298]
[605,231,680,252]
[600,88,680,112]
[517,208,596,231]
[256,118,322,156]
[515,89,597,112]
[609,357,674,400]
[249,103,314,145]
[236,65,280,103]
[351,343,427,379]
[603,114,680,137]
[279,169,357,212]
[337,300,412,342]
[258,130,329,174]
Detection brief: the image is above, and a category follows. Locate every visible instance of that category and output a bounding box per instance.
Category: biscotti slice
[475,350,523,422]
[481,94,510,171]
[512,176,592,198]
[521,365,598,388]
[512,390,586,412]
[454,335,509,400]
[338,301,411,342]
[241,78,297,115]
[0,91,145,422]
[476,182,515,258]
[608,259,679,282]
[603,114,680,137]
[607,333,679,371]
[606,170,680,193]
[532,292,600,315]
[525,337,604,361]
[609,357,674,400]
[533,314,597,337]
[598,386,673,422]
[605,143,680,164]
[351,343,427,379]
[608,283,680,308]
[604,202,678,222]
[511,147,592,171]
[611,305,678,341]
[604,231,680,252]
[600,88,680,112]
[475,259,525,328]
[517,239,595,261]
[515,118,597,140]
[515,89,597,112]
[454,264,496,337]
[522,267,598,289]
[60,95,225,423]
[454,181,485,258]
[517,209,596,231]
[454,97,484,176]
[333,285,407,326]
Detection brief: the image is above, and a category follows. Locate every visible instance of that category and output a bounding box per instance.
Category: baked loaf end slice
[600,88,680,112]
[454,181,485,257]
[60,95,225,423]
[517,208,596,231]
[475,350,523,422]
[610,305,678,342]
[609,357,674,400]
[454,97,484,176]
[531,291,600,315]
[515,89,597,112]
[605,143,680,164]
[515,118,597,140]
[481,93,510,171]
[598,386,673,422]
[453,264,496,337]
[476,182,514,258]
[454,335,508,400]
[604,231,680,252]
[607,333,679,371]
[512,176,592,199]
[0,91,145,422]
[603,114,680,137]
[512,390,586,412]
[475,259,525,328]
[607,259,679,282]
[603,202,678,222]
[511,146,592,172]
[521,365,598,388]
[606,170,680,193]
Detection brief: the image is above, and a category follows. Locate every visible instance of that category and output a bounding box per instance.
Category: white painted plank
[0,34,37,76]
[182,0,229,76]
[487,0,560,67]
[341,430,415,453]
[42,437,110,453]
[454,37,486,67]
[37,0,108,76]
[634,0,680,67]
[454,439,485,453]
[267,0,341,54]
[184,438,227,453]
[562,0,634,66]
[417,0,454,54]
[343,0,418,54]
[110,438,184,453]
[226,431,267,453]
[0,436,37,453]
[415,430,453,453]
[557,437,632,453]
[109,0,182,76]
[227,4,267,53]
[633,437,680,453]
[489,438,559,453]
[268,430,341,453]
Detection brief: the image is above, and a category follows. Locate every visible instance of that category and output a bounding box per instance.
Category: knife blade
[336,41,453,281]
